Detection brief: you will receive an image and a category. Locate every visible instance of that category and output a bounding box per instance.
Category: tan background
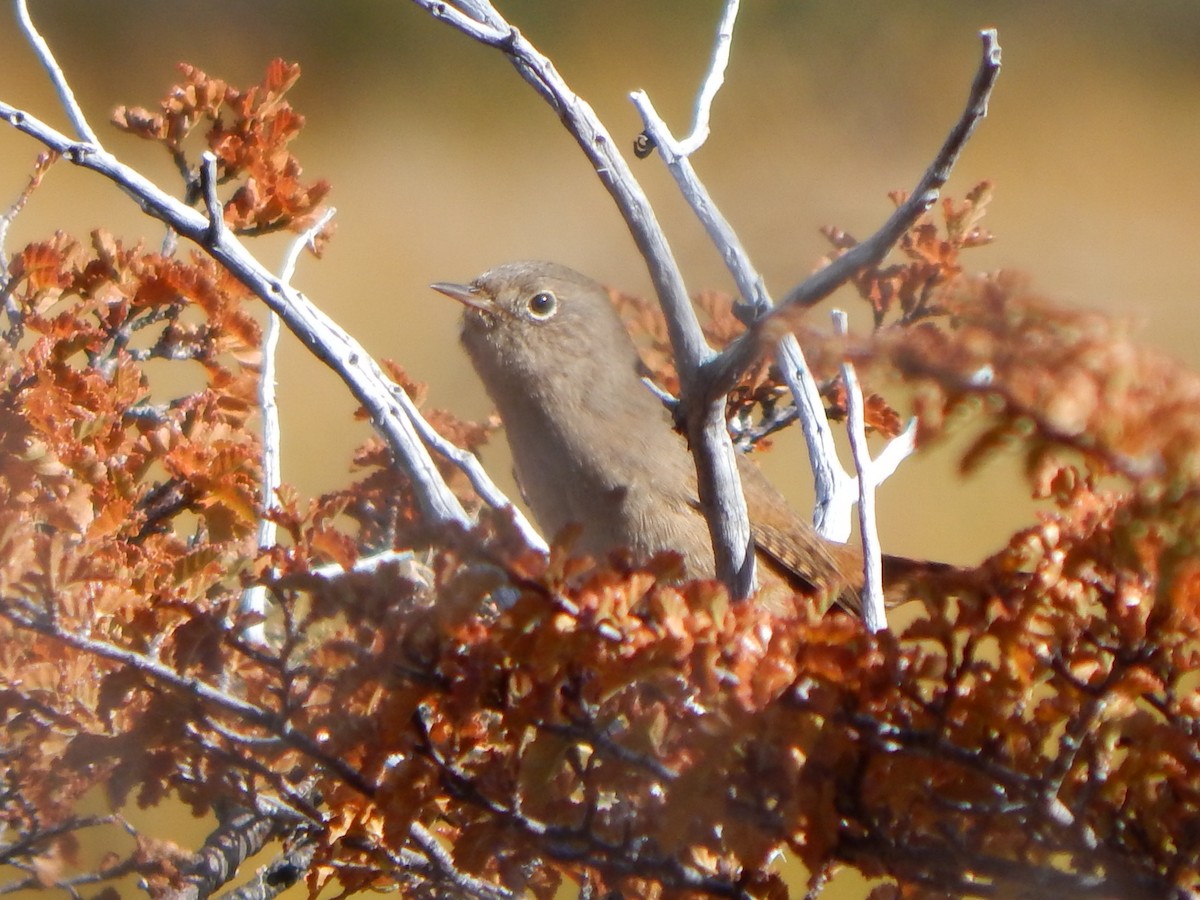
[1,2,1198,890]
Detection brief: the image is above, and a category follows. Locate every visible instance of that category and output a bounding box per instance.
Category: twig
[776,335,856,538]
[199,151,224,242]
[871,418,918,483]
[833,311,885,631]
[307,549,419,581]
[387,385,549,553]
[407,821,517,900]
[266,209,338,514]
[416,0,756,598]
[238,205,339,646]
[14,0,102,147]
[628,6,935,555]
[0,151,57,296]
[677,0,739,156]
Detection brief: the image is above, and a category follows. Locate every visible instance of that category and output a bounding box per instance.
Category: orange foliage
[2,64,1200,900]
[113,59,331,238]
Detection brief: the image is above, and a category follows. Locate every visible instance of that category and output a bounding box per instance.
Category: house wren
[432,260,864,610]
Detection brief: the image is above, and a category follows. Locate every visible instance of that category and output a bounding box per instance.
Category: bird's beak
[430,280,495,314]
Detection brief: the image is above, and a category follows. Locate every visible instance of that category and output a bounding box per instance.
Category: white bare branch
[700,29,1002,403]
[832,311,886,630]
[239,205,338,647]
[15,0,102,147]
[677,0,739,156]
[775,335,856,538]
[629,5,855,537]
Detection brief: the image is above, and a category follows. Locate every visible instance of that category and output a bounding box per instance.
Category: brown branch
[0,600,376,796]
[168,809,288,900]
[0,600,520,899]
[214,838,316,900]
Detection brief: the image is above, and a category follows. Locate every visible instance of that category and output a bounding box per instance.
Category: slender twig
[417,0,755,597]
[265,209,338,522]
[407,822,518,900]
[238,205,338,646]
[199,151,223,240]
[677,0,739,156]
[307,549,419,581]
[833,311,885,631]
[387,385,549,553]
[0,814,127,868]
[776,335,856,537]
[14,0,101,147]
[0,151,57,297]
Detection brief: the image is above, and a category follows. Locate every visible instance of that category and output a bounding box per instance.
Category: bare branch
[14,0,101,147]
[833,311,885,631]
[199,151,224,241]
[871,417,917,483]
[678,0,739,156]
[266,206,338,524]
[775,336,855,536]
[701,28,1002,404]
[629,8,860,540]
[388,384,550,553]
[240,206,338,647]
[407,821,518,900]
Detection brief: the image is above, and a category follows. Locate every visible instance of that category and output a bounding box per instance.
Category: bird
[432,260,870,613]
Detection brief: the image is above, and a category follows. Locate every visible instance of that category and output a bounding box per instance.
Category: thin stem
[677,0,739,156]
[833,310,885,631]
[14,0,101,147]
[239,206,339,646]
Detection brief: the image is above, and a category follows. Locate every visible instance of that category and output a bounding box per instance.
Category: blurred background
[2,1,1198,895]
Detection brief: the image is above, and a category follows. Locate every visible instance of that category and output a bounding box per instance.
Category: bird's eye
[526,291,558,320]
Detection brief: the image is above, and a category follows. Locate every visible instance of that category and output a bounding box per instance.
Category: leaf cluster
[112,59,331,238]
